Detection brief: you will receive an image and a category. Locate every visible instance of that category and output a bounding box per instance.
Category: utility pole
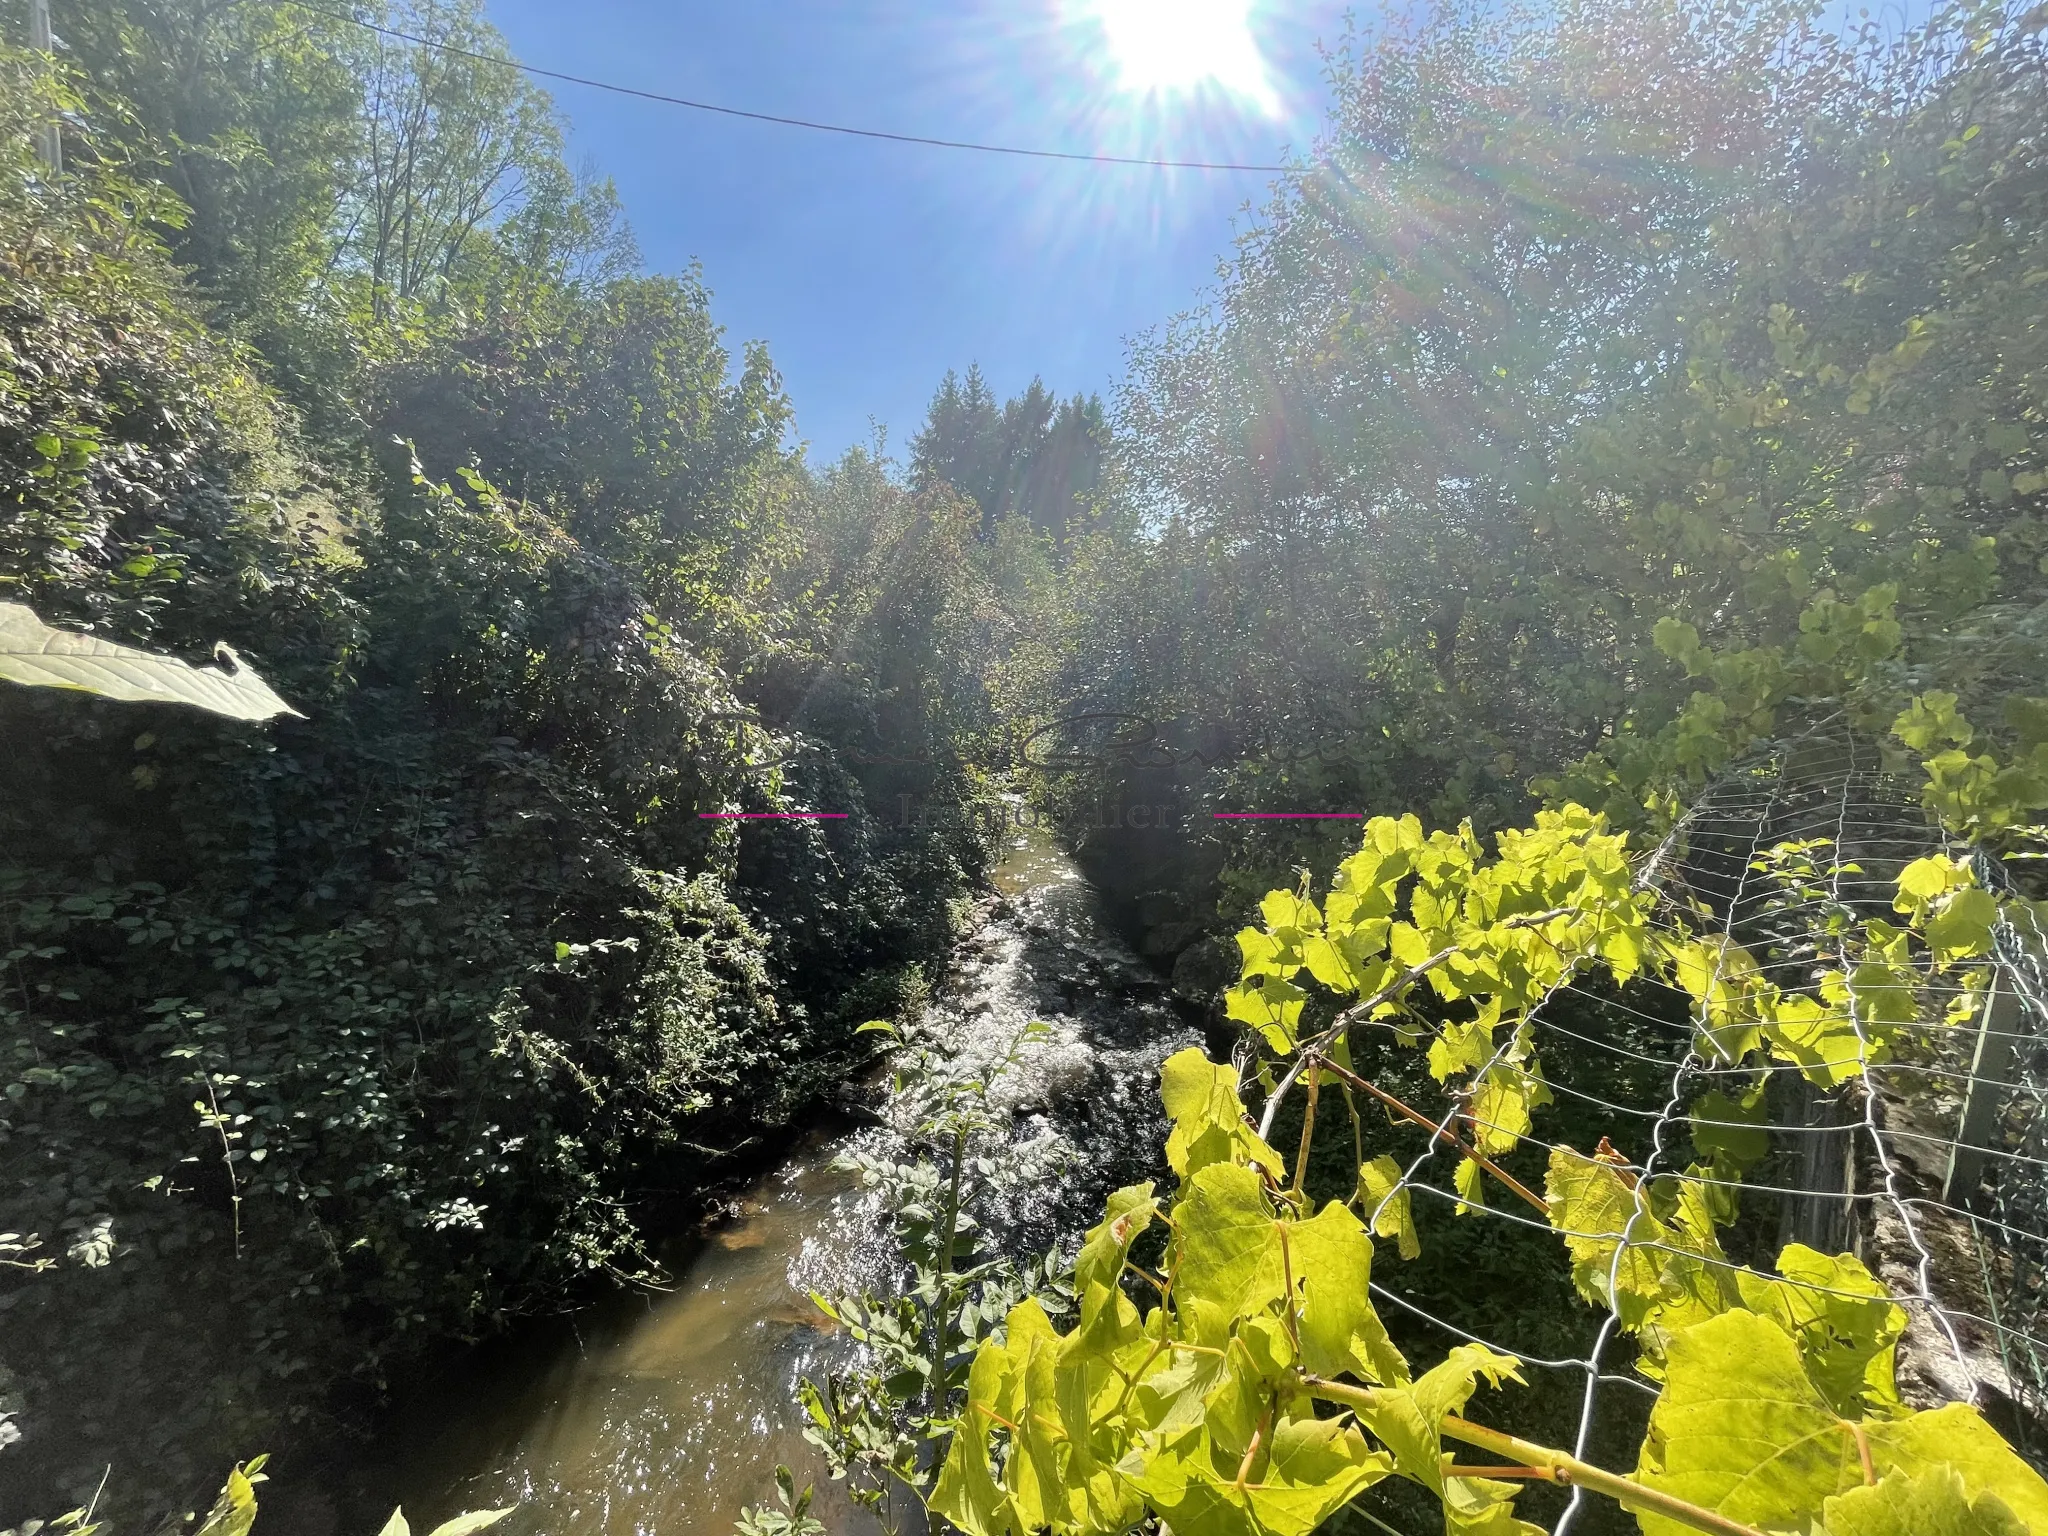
[28,0,61,173]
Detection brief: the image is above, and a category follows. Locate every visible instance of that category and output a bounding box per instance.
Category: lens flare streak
[1085,0,1281,114]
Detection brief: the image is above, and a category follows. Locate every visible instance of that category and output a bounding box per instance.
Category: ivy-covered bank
[0,15,1006,1523]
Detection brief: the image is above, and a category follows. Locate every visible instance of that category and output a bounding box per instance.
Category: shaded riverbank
[356,814,1201,1535]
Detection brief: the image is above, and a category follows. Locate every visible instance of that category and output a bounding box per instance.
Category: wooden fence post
[1944,974,2023,1210]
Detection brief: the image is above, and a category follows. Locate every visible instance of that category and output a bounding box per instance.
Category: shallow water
[388,815,1196,1536]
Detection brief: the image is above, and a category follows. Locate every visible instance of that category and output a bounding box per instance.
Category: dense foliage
[5,0,2048,1528]
[1014,0,2048,946]
[0,8,1010,1523]
[801,802,2043,1535]
[790,3,2048,1534]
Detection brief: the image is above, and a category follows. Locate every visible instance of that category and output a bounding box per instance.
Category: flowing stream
[383,816,1198,1536]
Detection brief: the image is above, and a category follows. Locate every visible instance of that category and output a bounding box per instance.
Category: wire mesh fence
[1319,731,2048,1529]
[1975,848,2048,1457]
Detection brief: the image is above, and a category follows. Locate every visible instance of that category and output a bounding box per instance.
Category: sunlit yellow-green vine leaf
[1864,1406,2048,1533]
[1763,986,1873,1089]
[1344,1345,1539,1535]
[1543,1147,1733,1356]
[1823,1465,2024,1536]
[1638,1310,2048,1536]
[1119,1413,1391,1536]
[1356,1155,1419,1261]
[1636,1310,1874,1534]
[1076,1182,1158,1292]
[1735,1245,1905,1418]
[1926,888,2000,962]
[1466,1057,1552,1157]
[1225,974,1309,1053]
[1428,1000,1503,1080]
[1075,1182,1159,1353]
[1162,1049,1285,1181]
[1663,935,1764,1062]
[1175,1162,1288,1334]
[1690,1078,1769,1172]
[1288,1199,1408,1386]
[932,1299,1047,1536]
[195,1461,264,1536]
[1452,1157,1487,1217]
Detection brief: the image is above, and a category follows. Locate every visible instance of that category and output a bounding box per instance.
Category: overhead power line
[280,1,1295,174]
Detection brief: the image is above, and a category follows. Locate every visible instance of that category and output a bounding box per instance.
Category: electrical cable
[279,0,1296,173]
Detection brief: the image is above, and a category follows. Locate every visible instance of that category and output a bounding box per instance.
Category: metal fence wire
[1976,855,2048,1454]
[1318,732,2048,1531]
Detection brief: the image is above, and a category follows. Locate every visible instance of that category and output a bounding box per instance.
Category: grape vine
[890,802,2048,1536]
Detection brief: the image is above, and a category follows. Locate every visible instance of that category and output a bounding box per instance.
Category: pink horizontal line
[1213,812,1364,820]
[699,812,849,820]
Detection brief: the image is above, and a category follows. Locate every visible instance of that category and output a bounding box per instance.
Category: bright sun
[1090,0,1279,114]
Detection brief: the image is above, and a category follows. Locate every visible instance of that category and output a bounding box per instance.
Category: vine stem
[1257,946,1457,1140]
[1298,1377,1769,1536]
[202,1075,243,1261]
[1291,1061,1321,1194]
[1316,1058,1549,1215]
[929,1122,967,1413]
[1254,905,1576,1142]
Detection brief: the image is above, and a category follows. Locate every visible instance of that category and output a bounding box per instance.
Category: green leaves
[1653,617,1705,672]
[923,1002,2048,1536]
[1226,805,1656,1176]
[1356,1156,1418,1261]
[1895,693,1975,752]
[734,1466,827,1536]
[1736,1247,1905,1418]
[1823,1466,2026,1536]
[0,603,300,721]
[1544,1146,1734,1355]
[1546,1145,1912,1420]
[194,1460,266,1536]
[1120,1412,1392,1536]
[1162,1049,1285,1182]
[1343,1346,1536,1535]
[1197,791,2041,1536]
[1638,1311,2048,1536]
[1637,1310,1876,1534]
[182,1463,510,1536]
[1288,1201,1406,1387]
[1075,1182,1158,1294]
[1225,973,1309,1053]
[1177,1163,1288,1330]
[1690,1079,1768,1173]
[934,1056,1449,1536]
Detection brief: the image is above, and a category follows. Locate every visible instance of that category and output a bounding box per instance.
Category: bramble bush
[0,21,1004,1524]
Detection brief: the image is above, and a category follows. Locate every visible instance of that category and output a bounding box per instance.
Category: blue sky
[481,1,1359,462]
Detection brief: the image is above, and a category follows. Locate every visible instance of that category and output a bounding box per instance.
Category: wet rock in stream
[876,867,1202,1259]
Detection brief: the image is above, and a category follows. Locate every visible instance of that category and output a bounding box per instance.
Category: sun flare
[1089,0,1279,114]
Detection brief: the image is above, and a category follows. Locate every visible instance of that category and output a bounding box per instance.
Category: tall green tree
[39,0,365,333]
[1030,0,2048,929]
[336,0,631,321]
[912,367,1108,540]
